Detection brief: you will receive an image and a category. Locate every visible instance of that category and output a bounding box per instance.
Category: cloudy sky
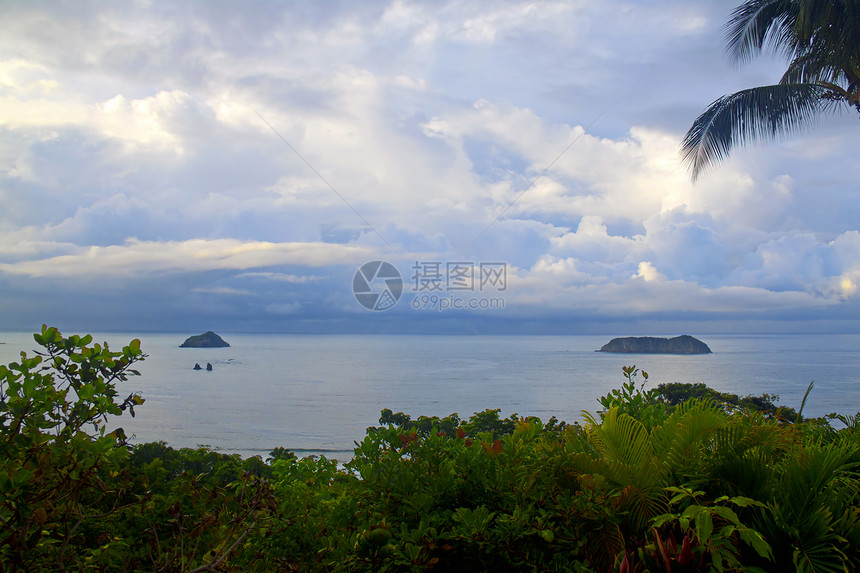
[1,0,858,335]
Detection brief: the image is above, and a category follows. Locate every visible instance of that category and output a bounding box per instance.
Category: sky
[1,0,858,335]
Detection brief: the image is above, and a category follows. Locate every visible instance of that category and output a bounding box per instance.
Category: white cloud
[551,216,637,264]
[0,239,376,278]
[238,272,325,283]
[97,91,200,154]
[633,262,663,282]
[191,286,253,296]
[0,89,201,156]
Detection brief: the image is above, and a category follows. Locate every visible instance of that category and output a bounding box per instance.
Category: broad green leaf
[712,550,723,571]
[695,510,713,544]
[711,505,741,526]
[737,528,773,559]
[730,496,764,508]
[21,376,37,398]
[682,505,705,520]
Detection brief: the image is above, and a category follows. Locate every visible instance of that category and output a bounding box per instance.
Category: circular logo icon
[353,261,403,311]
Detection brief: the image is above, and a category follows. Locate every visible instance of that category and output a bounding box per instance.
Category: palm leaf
[792,531,850,573]
[687,0,860,180]
[797,380,815,422]
[589,408,653,469]
[779,441,859,518]
[690,415,789,498]
[762,441,860,572]
[652,399,725,476]
[681,83,828,180]
[794,0,860,51]
[624,484,668,526]
[724,0,797,63]
[583,519,625,572]
[781,48,851,87]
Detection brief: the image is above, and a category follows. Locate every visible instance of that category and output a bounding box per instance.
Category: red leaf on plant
[619,552,630,573]
[399,431,418,448]
[481,439,503,456]
[677,534,694,566]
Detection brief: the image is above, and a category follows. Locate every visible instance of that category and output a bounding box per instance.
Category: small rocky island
[180,331,230,348]
[598,335,711,355]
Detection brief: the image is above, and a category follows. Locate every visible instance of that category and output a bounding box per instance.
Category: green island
[1,327,858,572]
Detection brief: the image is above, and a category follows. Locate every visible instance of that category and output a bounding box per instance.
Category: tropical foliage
[1,327,858,571]
[682,0,860,179]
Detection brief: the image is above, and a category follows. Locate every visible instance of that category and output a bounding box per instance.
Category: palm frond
[583,520,625,572]
[781,49,848,86]
[796,1,860,87]
[681,83,828,180]
[779,441,859,516]
[724,0,798,63]
[652,399,725,470]
[594,408,652,468]
[616,484,667,530]
[795,0,860,48]
[692,1,860,180]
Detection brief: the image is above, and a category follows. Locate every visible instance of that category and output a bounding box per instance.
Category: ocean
[1,332,859,460]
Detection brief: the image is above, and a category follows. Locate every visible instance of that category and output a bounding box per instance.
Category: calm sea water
[1,332,859,459]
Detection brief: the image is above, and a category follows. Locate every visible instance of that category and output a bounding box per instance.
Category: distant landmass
[597,335,711,354]
[180,331,230,348]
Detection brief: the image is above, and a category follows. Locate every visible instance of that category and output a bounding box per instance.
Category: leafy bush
[0,325,145,569]
[655,381,799,421]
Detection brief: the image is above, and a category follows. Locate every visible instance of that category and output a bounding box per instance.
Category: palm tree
[682,0,860,180]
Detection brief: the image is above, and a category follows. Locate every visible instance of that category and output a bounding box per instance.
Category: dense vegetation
[1,328,858,571]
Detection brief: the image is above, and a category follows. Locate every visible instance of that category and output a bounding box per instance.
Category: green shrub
[0,325,145,570]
